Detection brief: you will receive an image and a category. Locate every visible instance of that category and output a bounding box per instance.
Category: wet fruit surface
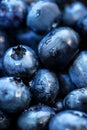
[0,0,87,130]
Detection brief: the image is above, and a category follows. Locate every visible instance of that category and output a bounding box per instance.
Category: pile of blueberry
[1,0,87,130]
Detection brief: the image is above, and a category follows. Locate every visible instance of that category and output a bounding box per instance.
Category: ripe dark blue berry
[29,69,59,104]
[38,27,79,71]
[0,0,26,29]
[49,110,87,130]
[63,1,87,26]
[27,1,61,33]
[0,77,31,113]
[17,105,55,130]
[69,51,87,88]
[3,45,39,78]
[63,87,87,112]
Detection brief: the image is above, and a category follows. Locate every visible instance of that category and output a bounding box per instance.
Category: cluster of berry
[0,0,87,130]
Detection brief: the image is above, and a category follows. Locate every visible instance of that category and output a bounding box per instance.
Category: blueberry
[17,105,55,130]
[0,0,26,29]
[63,1,87,26]
[59,73,76,96]
[26,1,61,33]
[69,51,87,88]
[0,77,31,113]
[38,27,79,71]
[63,87,87,112]
[49,110,87,130]
[0,110,10,130]
[29,69,59,104]
[76,14,87,35]
[3,45,39,78]
[24,0,56,5]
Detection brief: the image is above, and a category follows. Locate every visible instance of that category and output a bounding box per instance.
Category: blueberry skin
[63,1,87,26]
[0,111,10,130]
[27,1,61,33]
[16,30,43,53]
[49,110,87,130]
[69,51,87,88]
[29,69,59,104]
[59,73,76,96]
[76,14,87,35]
[0,0,26,29]
[63,87,87,113]
[17,105,55,130]
[24,0,56,5]
[0,77,31,113]
[3,45,39,78]
[38,27,79,71]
